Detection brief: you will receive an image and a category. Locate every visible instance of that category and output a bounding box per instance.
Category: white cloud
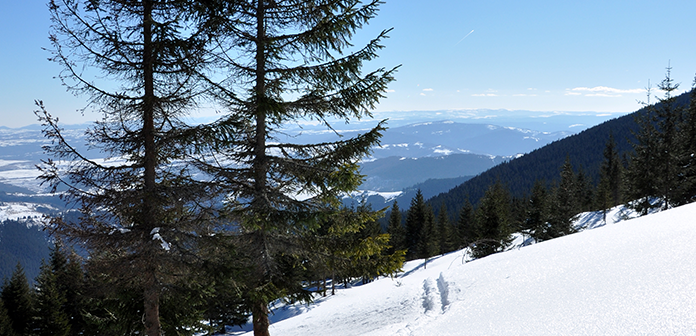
[566,86,645,97]
[423,88,434,92]
[386,89,396,93]
[513,93,537,97]
[472,93,498,97]
[420,93,426,96]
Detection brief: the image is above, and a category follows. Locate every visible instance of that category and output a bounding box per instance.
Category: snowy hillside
[228,203,696,335]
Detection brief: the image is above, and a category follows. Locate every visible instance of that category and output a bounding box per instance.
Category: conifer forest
[2,1,696,336]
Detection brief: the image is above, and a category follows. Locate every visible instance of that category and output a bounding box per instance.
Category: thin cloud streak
[454,30,475,46]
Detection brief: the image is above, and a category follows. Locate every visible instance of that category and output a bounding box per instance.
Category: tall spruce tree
[628,67,684,213]
[456,199,475,249]
[0,297,9,336]
[405,190,427,260]
[526,180,551,242]
[675,80,696,204]
[1,263,34,336]
[597,134,623,221]
[472,182,512,259]
[386,201,406,253]
[417,205,439,260]
[547,157,578,237]
[34,260,71,336]
[196,1,397,335]
[39,1,222,335]
[436,204,453,255]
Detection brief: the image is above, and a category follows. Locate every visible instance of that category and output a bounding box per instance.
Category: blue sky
[1,0,696,128]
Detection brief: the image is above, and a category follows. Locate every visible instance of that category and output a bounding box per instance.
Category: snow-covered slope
[228,203,696,335]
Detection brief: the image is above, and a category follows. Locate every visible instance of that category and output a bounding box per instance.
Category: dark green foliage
[596,134,624,220]
[1,263,34,336]
[455,200,475,249]
[0,297,9,336]
[546,157,579,238]
[41,1,228,335]
[34,261,71,336]
[386,201,406,253]
[194,1,397,334]
[436,204,455,255]
[405,190,427,260]
[525,180,551,242]
[675,80,696,204]
[627,68,687,213]
[471,182,512,259]
[416,206,438,260]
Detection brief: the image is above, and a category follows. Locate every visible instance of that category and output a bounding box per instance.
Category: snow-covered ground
[0,202,51,224]
[227,203,696,335]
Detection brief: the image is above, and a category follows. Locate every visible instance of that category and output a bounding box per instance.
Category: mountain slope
[428,90,692,211]
[228,202,696,335]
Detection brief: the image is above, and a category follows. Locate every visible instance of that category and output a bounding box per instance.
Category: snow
[226,202,696,335]
[0,202,51,225]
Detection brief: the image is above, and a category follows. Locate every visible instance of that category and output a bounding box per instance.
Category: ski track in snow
[228,203,696,336]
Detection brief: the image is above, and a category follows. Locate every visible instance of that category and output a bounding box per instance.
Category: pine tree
[436,204,454,255]
[597,134,623,221]
[405,190,427,260]
[674,79,696,205]
[196,2,397,335]
[628,67,684,213]
[547,157,578,237]
[34,261,71,336]
[456,199,475,249]
[526,180,550,242]
[386,201,406,253]
[1,263,34,336]
[652,65,683,209]
[0,297,10,336]
[417,205,439,260]
[39,2,222,335]
[472,182,512,259]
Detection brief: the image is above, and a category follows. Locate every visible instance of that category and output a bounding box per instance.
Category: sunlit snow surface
[227,203,696,335]
[0,202,50,224]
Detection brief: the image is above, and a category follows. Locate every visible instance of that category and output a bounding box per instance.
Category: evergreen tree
[435,204,454,255]
[652,66,683,209]
[417,205,439,260]
[628,67,684,213]
[526,180,551,242]
[405,190,427,260]
[472,182,512,259]
[386,201,406,253]
[456,199,475,249]
[1,263,34,336]
[674,79,696,205]
[0,297,10,336]
[34,261,71,336]
[547,157,578,237]
[196,2,397,335]
[597,134,623,221]
[39,1,223,335]
[626,102,661,215]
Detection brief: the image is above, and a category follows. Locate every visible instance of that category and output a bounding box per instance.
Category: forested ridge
[427,90,693,212]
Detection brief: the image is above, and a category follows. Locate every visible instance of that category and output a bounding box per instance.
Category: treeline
[388,68,696,262]
[0,211,402,336]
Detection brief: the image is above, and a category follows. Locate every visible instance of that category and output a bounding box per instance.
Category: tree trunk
[143,278,161,336]
[252,299,270,336]
[141,1,161,335]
